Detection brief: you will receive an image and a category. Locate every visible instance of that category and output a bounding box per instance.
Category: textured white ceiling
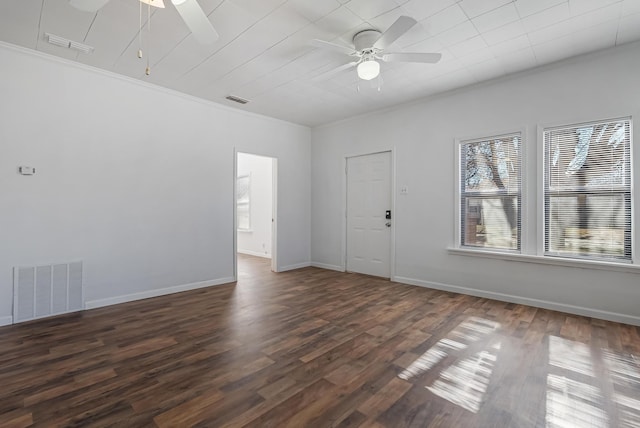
[1,0,639,127]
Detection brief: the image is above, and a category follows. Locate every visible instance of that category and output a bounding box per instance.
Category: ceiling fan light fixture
[357,60,380,81]
[139,0,165,8]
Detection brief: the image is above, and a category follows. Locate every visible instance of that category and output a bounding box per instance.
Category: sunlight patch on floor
[398,317,501,413]
[549,335,594,377]
[546,336,640,428]
[427,342,501,413]
[546,374,608,427]
[398,317,500,382]
[604,349,640,428]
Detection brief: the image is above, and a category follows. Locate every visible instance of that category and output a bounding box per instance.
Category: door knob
[385,222,391,227]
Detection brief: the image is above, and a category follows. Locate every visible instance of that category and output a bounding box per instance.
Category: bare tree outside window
[544,119,632,261]
[460,134,521,251]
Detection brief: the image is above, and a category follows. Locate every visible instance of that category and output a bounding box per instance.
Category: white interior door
[346,151,392,278]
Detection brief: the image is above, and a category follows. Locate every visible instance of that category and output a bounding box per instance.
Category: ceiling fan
[68,0,219,45]
[310,16,441,82]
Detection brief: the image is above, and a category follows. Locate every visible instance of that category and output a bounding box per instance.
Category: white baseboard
[393,276,640,327]
[238,249,271,259]
[279,262,311,272]
[0,316,13,326]
[84,277,235,310]
[311,262,344,272]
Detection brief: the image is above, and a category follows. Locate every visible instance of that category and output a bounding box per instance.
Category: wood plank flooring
[1,254,639,427]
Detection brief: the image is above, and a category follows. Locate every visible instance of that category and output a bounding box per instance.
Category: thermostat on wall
[18,166,36,175]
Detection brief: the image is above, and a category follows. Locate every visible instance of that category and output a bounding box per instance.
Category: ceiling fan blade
[140,0,166,8]
[311,62,358,82]
[172,0,219,44]
[373,16,417,50]
[310,39,356,56]
[68,0,111,12]
[382,52,442,63]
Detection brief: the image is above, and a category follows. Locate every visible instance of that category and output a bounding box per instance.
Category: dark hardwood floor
[1,254,639,427]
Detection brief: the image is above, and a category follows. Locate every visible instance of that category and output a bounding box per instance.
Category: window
[236,174,250,231]
[459,133,522,251]
[544,118,632,262]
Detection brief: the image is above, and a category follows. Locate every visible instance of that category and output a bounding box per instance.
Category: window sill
[447,247,640,274]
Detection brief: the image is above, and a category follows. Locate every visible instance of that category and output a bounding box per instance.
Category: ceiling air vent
[45,33,94,54]
[225,95,249,104]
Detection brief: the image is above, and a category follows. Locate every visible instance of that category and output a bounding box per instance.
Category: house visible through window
[544,118,632,262]
[459,133,522,251]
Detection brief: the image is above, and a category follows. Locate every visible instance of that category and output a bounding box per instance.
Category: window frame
[455,129,526,254]
[450,118,638,273]
[539,117,634,263]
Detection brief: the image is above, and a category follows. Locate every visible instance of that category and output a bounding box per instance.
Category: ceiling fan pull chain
[145,1,151,75]
[138,0,143,59]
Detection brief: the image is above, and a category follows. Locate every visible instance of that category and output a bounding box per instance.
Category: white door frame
[233,149,279,281]
[342,148,396,280]
[270,157,278,272]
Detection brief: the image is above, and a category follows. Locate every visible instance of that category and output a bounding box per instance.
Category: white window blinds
[460,133,522,251]
[544,118,632,261]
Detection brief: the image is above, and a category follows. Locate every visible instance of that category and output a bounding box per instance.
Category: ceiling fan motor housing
[353,29,382,53]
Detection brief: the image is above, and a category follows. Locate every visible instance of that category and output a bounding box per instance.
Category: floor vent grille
[13,261,83,323]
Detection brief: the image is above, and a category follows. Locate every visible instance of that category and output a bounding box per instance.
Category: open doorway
[235,152,277,278]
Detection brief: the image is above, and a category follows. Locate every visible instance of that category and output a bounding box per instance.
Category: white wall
[237,153,272,258]
[0,43,311,324]
[311,41,640,325]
